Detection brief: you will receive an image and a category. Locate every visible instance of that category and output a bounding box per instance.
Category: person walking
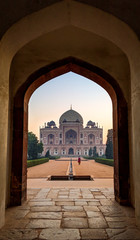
[78,157,81,165]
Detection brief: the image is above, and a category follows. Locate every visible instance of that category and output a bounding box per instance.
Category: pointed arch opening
[11,57,130,206]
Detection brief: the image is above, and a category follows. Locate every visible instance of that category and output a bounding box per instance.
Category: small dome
[59,109,83,124]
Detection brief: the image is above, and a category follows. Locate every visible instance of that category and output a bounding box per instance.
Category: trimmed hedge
[83,156,95,160]
[27,158,49,168]
[95,158,114,166]
[49,156,60,160]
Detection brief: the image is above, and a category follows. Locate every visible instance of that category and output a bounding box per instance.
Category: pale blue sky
[28,72,112,143]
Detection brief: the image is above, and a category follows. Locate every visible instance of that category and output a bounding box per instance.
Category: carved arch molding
[11,57,130,206]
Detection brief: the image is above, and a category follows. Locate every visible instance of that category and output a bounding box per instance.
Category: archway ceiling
[0,0,140,40]
[11,26,130,102]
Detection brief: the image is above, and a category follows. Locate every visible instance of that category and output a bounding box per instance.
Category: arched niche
[65,130,77,145]
[68,148,74,155]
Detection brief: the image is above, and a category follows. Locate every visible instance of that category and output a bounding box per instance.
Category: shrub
[27,158,49,168]
[83,156,95,160]
[49,155,60,160]
[95,158,114,166]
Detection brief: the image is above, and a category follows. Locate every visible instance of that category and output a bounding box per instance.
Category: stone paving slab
[75,201,88,206]
[107,221,128,229]
[53,198,75,201]
[0,187,140,240]
[62,206,83,212]
[0,229,38,240]
[88,217,108,228]
[30,206,61,212]
[107,228,140,239]
[88,200,101,206]
[74,198,97,201]
[105,216,136,227]
[30,198,52,201]
[39,228,81,240]
[86,211,103,217]
[84,206,100,211]
[3,219,30,229]
[55,201,74,206]
[57,195,69,198]
[5,209,30,220]
[100,199,114,205]
[80,229,108,239]
[106,229,126,238]
[27,211,62,219]
[62,217,88,228]
[63,211,86,217]
[26,219,61,228]
[29,201,55,206]
[15,205,30,210]
[99,206,125,217]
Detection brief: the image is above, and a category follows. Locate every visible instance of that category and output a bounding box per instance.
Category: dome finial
[70,104,72,110]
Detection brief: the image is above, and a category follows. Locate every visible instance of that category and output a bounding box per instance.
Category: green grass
[95,158,114,166]
[27,158,49,168]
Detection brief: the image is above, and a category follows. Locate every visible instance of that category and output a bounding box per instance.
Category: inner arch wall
[0,0,140,227]
[11,58,129,209]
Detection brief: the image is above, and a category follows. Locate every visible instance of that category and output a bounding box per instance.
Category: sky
[28,72,112,143]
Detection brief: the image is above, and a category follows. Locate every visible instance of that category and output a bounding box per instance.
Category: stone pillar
[111,82,130,206]
[0,76,8,228]
[133,94,140,226]
[131,55,140,226]
[10,95,27,206]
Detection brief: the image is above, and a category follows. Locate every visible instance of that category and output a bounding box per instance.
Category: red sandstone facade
[40,109,106,156]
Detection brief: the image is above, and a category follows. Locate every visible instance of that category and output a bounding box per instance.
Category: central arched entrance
[11,57,130,206]
[68,148,74,155]
[65,130,77,145]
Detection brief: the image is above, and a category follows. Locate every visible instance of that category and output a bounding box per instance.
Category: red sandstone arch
[65,129,77,145]
[11,57,130,206]
[88,134,95,145]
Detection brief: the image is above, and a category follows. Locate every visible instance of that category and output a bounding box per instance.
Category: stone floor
[27,178,114,188]
[0,188,140,240]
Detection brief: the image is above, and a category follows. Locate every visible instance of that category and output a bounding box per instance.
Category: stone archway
[48,134,55,145]
[11,57,130,206]
[68,148,74,155]
[65,130,77,145]
[88,134,95,145]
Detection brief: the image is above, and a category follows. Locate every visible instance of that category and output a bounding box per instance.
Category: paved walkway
[27,178,114,188]
[27,158,114,178]
[27,158,114,188]
[1,160,138,239]
[0,188,140,239]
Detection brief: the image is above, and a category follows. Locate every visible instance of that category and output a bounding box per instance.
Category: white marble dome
[59,109,83,124]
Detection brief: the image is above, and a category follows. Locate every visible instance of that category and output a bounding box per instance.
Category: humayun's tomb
[40,108,106,156]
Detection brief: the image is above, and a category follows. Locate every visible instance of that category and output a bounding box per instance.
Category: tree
[89,147,93,156]
[37,141,43,154]
[28,132,43,159]
[93,146,98,158]
[105,140,113,159]
[45,150,50,158]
